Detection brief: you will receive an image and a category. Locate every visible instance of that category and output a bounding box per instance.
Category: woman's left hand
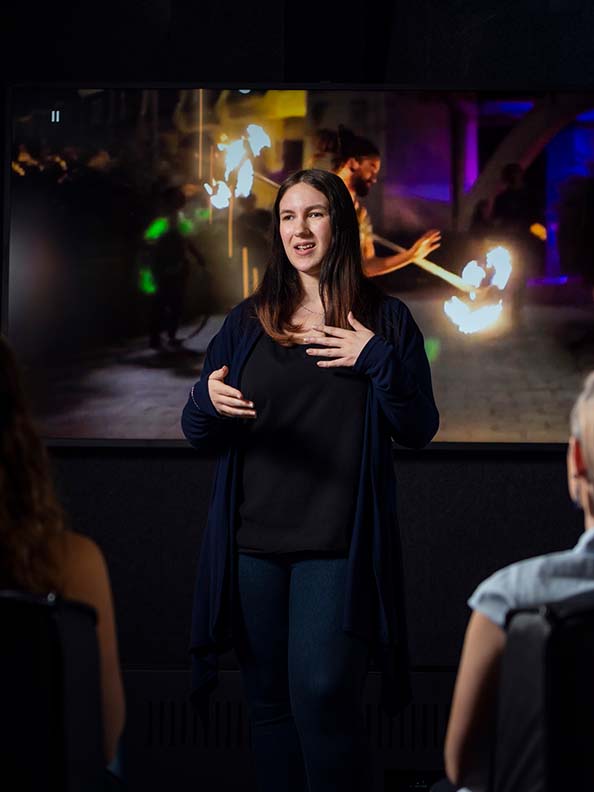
[302,311,375,368]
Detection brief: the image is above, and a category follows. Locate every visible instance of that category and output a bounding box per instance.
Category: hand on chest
[239,335,368,427]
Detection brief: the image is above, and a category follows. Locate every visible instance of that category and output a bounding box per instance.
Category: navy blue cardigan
[181,295,439,727]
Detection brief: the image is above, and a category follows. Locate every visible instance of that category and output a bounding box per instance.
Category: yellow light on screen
[261,90,307,119]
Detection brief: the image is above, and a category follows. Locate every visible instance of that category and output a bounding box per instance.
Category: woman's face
[278,182,332,278]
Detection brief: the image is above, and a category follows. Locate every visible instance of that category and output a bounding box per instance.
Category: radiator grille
[129,670,454,756]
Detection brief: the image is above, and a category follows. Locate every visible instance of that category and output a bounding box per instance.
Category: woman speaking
[182,169,439,792]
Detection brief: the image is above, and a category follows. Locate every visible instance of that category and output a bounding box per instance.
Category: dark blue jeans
[235,552,372,792]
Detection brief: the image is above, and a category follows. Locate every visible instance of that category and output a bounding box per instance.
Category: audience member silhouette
[0,336,125,768]
[433,371,594,792]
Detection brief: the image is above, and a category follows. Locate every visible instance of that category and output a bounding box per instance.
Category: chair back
[0,590,105,791]
[491,590,594,792]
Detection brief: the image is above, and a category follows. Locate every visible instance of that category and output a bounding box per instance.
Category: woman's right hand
[208,365,256,418]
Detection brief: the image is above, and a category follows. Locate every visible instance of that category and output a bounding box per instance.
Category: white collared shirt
[469,529,594,626]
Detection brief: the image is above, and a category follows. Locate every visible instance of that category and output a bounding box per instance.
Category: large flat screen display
[6,85,594,443]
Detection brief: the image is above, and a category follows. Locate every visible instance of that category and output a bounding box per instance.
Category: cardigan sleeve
[181,310,239,453]
[352,299,439,448]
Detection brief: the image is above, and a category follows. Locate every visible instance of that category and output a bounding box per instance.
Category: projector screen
[5,85,594,443]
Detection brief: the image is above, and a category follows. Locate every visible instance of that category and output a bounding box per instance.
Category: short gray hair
[570,372,594,479]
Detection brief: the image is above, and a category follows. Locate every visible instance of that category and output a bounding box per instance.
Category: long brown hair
[0,336,65,593]
[253,168,384,344]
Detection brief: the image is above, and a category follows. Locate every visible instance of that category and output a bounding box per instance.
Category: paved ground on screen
[38,291,594,443]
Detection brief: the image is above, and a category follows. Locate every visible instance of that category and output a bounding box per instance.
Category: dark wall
[2,0,593,671]
[3,2,594,87]
[49,444,582,672]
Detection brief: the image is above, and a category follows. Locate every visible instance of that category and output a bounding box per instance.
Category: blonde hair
[570,371,594,483]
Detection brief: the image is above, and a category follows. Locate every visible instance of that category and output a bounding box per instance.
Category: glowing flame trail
[220,139,246,181]
[247,124,271,157]
[443,246,513,334]
[236,160,254,198]
[444,297,503,335]
[205,124,271,209]
[461,260,486,290]
[204,181,232,209]
[486,246,512,290]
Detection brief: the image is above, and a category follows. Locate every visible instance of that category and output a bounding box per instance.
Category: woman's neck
[299,274,323,308]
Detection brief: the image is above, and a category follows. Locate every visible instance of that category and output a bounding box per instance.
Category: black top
[236,331,368,556]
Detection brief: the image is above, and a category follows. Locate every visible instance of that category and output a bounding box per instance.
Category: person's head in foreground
[0,335,125,766]
[567,371,594,523]
[442,371,594,792]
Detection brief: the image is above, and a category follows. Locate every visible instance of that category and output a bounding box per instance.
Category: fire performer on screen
[181,169,439,792]
[311,124,442,278]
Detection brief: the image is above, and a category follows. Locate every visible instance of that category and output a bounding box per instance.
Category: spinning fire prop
[443,247,513,334]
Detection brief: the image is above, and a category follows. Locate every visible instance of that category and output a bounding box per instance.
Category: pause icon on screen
[50,110,61,123]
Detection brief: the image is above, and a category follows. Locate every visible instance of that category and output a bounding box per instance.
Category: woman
[441,371,594,792]
[311,125,441,277]
[182,169,439,791]
[0,336,125,766]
